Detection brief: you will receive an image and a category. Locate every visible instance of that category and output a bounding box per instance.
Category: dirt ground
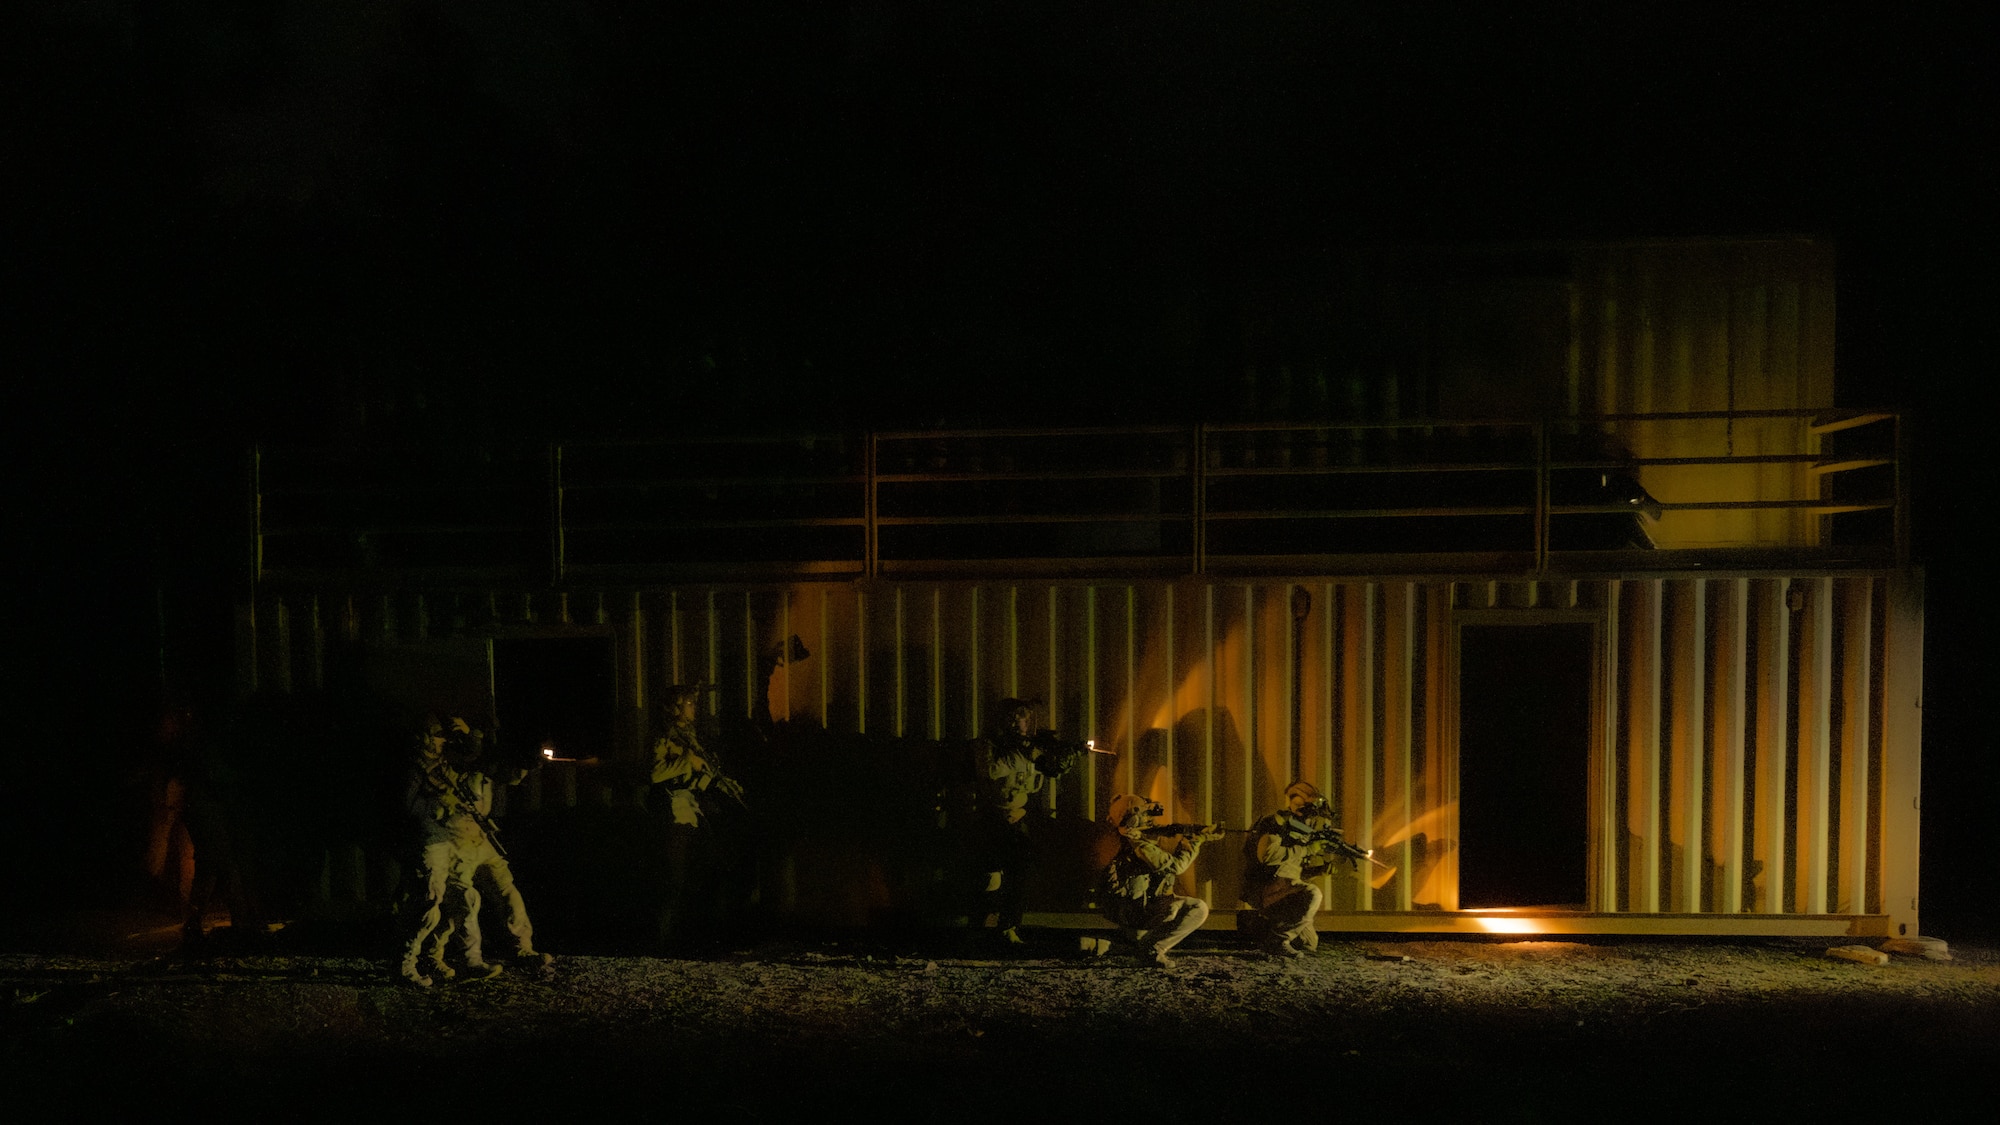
[5,913,1997,1122]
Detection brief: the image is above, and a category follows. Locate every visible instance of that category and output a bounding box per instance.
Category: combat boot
[398,956,433,989]
[1262,938,1306,960]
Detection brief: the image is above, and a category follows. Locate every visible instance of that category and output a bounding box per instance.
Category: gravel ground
[5,919,1997,1121]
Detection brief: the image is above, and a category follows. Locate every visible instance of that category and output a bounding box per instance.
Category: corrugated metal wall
[1577,240,1838,547]
[244,568,1922,932]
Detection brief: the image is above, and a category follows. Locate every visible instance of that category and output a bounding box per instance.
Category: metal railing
[251,410,1905,584]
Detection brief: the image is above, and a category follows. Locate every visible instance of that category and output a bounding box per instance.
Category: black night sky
[8,4,1994,933]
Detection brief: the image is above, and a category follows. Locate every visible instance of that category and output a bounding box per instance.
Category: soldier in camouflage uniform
[397,716,484,987]
[1240,781,1338,959]
[970,698,1079,944]
[423,727,553,978]
[651,686,743,825]
[398,717,549,986]
[650,685,744,947]
[1096,793,1221,967]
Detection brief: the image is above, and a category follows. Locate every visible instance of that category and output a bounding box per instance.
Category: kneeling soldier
[1097,794,1221,968]
[1241,781,1340,959]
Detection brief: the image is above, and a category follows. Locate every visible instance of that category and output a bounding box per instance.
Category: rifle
[698,773,748,813]
[417,763,509,860]
[1140,822,1226,846]
[1268,809,1399,883]
[1290,821,1375,869]
[1025,730,1118,779]
[1026,730,1085,778]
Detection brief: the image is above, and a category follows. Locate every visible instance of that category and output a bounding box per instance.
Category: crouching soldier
[1241,781,1339,959]
[1096,794,1222,968]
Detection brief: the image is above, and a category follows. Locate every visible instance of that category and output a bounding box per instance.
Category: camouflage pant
[429,838,536,966]
[1104,893,1210,956]
[401,840,462,968]
[1246,882,1322,952]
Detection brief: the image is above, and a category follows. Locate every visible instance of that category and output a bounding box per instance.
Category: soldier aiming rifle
[1239,781,1392,959]
[650,684,747,948]
[397,716,552,987]
[415,733,510,859]
[1093,794,1223,968]
[969,698,1086,945]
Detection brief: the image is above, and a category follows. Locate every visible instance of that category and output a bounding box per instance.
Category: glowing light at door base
[1467,910,1544,934]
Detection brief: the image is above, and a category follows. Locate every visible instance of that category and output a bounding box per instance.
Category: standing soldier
[398,715,482,987]
[424,724,553,977]
[1240,781,1339,959]
[650,684,744,948]
[970,698,1081,945]
[1095,794,1222,967]
[398,716,549,987]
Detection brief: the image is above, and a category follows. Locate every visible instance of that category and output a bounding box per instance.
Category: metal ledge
[1026,910,1892,938]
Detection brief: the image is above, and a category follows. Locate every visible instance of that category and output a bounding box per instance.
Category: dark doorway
[492,637,615,771]
[1457,623,1593,908]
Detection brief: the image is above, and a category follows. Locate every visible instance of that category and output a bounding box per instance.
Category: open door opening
[1458,623,1593,908]
[492,637,615,771]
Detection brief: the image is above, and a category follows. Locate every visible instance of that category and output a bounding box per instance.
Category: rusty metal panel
[1340,582,1377,911]
[1795,577,1835,913]
[1836,577,1875,915]
[1666,578,1706,914]
[1076,585,1100,800]
[1304,582,1340,904]
[1751,578,1791,913]
[1422,584,1455,911]
[1879,572,1923,936]
[1250,584,1294,824]
[1591,580,1620,912]
[1707,578,1750,914]
[1579,240,1836,549]
[1381,582,1418,911]
[1300,584,1337,820]
[1622,578,1664,912]
[240,557,1920,934]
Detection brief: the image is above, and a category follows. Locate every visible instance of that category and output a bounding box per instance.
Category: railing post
[1533,421,1550,573]
[238,443,264,698]
[249,443,264,586]
[548,442,565,588]
[866,431,880,578]
[1893,413,1909,566]
[1192,423,1207,575]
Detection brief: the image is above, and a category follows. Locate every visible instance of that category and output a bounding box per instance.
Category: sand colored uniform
[652,722,728,827]
[1241,811,1336,955]
[971,733,1049,934]
[1099,798,1215,964]
[426,771,546,972]
[399,757,477,984]
[650,719,742,945]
